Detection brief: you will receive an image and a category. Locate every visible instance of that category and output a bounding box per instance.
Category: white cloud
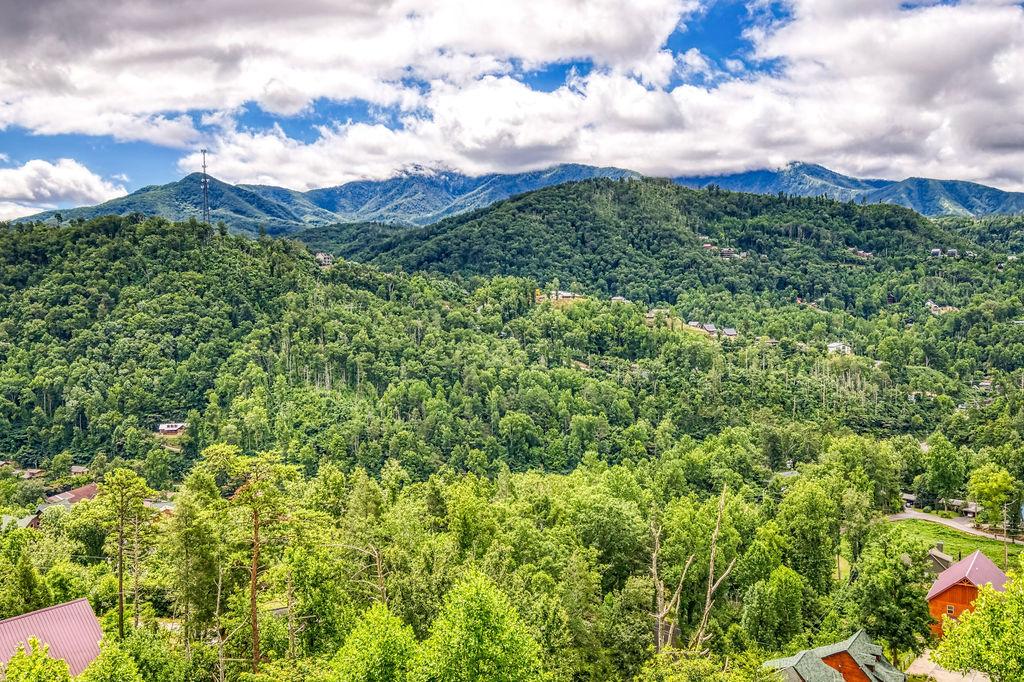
[6,0,1024,191]
[0,159,127,219]
[0,0,694,146]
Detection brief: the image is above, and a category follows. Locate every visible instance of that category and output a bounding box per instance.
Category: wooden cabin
[764,630,904,681]
[157,422,188,436]
[927,550,1007,637]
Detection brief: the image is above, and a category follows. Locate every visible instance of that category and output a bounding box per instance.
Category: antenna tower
[201,149,210,225]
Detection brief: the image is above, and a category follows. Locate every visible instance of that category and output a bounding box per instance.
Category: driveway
[889,508,1023,545]
[907,650,989,681]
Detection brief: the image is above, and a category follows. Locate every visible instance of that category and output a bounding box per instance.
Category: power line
[201,149,211,226]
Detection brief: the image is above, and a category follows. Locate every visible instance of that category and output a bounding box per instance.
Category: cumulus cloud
[6,0,1024,191]
[0,159,127,219]
[0,0,694,145]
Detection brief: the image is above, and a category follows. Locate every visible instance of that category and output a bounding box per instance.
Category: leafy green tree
[0,548,53,619]
[935,577,1024,682]
[776,479,839,594]
[848,526,931,662]
[122,629,187,682]
[968,463,1020,527]
[1,638,71,682]
[636,651,780,681]
[924,434,967,509]
[409,572,544,682]
[231,451,298,675]
[330,602,416,682]
[98,468,153,640]
[742,565,805,649]
[78,643,145,682]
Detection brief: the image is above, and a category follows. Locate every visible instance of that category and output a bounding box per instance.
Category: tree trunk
[250,506,261,674]
[132,515,141,630]
[118,510,125,641]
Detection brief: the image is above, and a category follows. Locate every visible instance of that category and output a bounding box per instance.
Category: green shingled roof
[764,630,906,682]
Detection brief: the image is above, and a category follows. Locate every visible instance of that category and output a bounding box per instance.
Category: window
[946,605,955,615]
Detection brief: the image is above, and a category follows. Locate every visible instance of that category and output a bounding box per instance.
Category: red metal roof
[46,483,99,505]
[0,598,102,676]
[927,550,1008,601]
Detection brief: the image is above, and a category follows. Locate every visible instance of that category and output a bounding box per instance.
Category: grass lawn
[891,518,1023,568]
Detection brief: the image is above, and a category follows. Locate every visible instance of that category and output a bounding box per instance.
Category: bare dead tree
[650,513,694,652]
[342,543,389,604]
[690,486,737,653]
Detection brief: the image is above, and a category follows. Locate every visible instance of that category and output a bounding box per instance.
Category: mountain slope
[18,164,637,235]
[675,162,1024,217]
[350,177,967,305]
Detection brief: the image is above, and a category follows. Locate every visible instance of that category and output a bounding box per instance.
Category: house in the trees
[827,341,852,355]
[314,252,334,268]
[927,549,1007,637]
[764,630,905,681]
[610,295,630,304]
[70,465,89,476]
[0,599,102,676]
[12,468,44,480]
[927,543,954,574]
[0,514,39,530]
[45,483,99,507]
[722,327,738,339]
[157,422,188,436]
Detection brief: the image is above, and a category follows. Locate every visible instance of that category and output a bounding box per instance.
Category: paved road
[889,508,1023,544]
[907,651,989,681]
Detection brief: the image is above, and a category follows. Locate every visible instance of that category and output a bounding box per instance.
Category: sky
[1,0,1024,219]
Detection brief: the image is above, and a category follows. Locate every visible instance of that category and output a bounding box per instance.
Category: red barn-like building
[764,630,905,681]
[927,549,1007,637]
[0,599,102,676]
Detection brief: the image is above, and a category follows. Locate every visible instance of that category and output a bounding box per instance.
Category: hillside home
[645,308,669,325]
[722,327,738,339]
[927,543,954,574]
[314,251,334,267]
[157,422,188,436]
[13,468,44,480]
[0,599,102,676]
[927,550,1007,637]
[45,483,99,507]
[610,296,630,304]
[144,498,177,515]
[702,323,717,334]
[764,630,905,681]
[70,465,89,476]
[0,514,40,530]
[827,342,852,355]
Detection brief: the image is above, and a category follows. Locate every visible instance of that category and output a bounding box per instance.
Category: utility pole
[201,149,211,225]
[1003,503,1010,570]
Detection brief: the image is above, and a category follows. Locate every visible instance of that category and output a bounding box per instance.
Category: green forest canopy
[2,182,1024,680]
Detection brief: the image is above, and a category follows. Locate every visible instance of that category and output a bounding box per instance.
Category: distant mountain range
[16,162,1024,234]
[19,164,637,236]
[674,162,1024,217]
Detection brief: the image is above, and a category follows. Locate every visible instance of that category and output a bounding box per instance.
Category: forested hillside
[2,203,1024,680]
[21,164,636,235]
[675,162,1024,217]
[329,177,980,308]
